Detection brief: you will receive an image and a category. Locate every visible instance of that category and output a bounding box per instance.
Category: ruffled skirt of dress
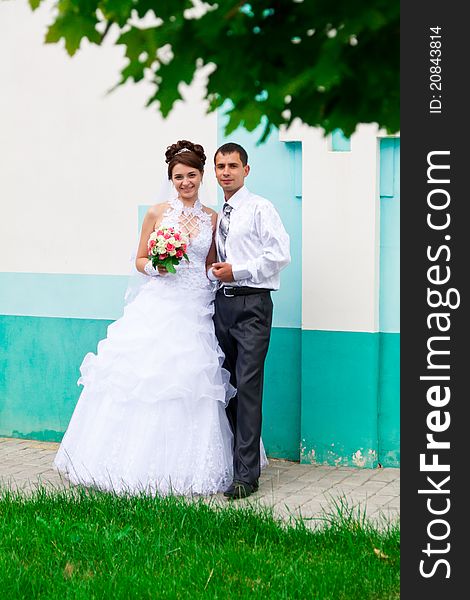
[54,279,237,496]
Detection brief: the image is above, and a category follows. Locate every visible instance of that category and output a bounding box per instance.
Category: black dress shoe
[223,483,236,498]
[224,481,258,500]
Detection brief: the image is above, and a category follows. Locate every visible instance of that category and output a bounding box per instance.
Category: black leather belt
[219,286,272,297]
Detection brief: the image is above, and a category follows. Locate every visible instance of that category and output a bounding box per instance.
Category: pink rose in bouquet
[147,227,189,274]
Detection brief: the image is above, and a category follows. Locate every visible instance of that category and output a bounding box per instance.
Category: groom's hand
[211,262,234,283]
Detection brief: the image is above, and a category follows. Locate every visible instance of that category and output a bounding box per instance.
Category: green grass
[0,486,399,599]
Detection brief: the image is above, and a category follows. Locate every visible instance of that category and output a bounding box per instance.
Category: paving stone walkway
[0,437,399,527]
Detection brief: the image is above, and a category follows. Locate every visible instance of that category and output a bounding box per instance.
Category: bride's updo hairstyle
[165,140,206,179]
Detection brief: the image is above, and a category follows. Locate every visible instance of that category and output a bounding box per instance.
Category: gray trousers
[213,290,273,485]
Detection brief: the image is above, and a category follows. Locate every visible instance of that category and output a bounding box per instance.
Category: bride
[54,140,261,495]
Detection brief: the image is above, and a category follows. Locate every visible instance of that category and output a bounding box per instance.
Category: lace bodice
[154,197,214,291]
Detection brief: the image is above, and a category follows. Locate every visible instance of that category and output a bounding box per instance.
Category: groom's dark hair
[214,142,248,166]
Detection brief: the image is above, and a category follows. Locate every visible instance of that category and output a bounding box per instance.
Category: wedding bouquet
[147,227,189,274]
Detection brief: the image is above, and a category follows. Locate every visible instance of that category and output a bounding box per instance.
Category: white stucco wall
[0,0,218,276]
[280,122,382,332]
[1,1,387,334]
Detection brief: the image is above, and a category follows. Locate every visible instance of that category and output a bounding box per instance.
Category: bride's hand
[157,266,168,275]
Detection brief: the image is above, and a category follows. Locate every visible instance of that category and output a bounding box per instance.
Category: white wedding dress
[55,197,265,495]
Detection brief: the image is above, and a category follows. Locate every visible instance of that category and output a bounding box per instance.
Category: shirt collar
[225,185,249,210]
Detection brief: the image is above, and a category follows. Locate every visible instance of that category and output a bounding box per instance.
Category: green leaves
[115,18,199,115]
[151,61,191,117]
[28,0,399,140]
[100,0,134,27]
[151,255,188,274]
[45,5,101,56]
[116,26,160,83]
[28,0,43,10]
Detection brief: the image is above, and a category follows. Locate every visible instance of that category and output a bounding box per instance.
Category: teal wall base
[301,330,400,468]
[262,327,301,461]
[378,333,400,467]
[0,315,303,460]
[301,330,379,468]
[0,315,111,441]
[1,316,399,467]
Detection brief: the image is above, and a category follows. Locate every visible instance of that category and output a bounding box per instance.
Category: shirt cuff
[232,264,251,281]
[206,267,218,281]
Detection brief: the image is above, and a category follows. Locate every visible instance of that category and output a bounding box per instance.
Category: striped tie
[218,202,233,262]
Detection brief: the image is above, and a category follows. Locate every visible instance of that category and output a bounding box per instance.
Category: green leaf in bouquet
[164,257,176,274]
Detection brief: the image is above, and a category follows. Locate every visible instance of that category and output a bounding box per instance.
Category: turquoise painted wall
[379,138,400,333]
[300,330,400,468]
[0,131,399,468]
[0,313,298,454]
[0,315,110,441]
[216,116,302,329]
[0,315,398,466]
[331,129,351,152]
[378,333,400,466]
[301,330,380,468]
[0,273,127,320]
[299,138,400,468]
[378,138,400,466]
[217,112,303,461]
[0,202,300,448]
[263,328,301,461]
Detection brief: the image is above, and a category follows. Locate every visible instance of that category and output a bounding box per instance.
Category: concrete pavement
[0,437,399,527]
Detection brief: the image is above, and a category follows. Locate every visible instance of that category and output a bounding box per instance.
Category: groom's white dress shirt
[214,186,290,290]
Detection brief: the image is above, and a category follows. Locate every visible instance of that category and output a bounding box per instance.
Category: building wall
[0,0,218,441]
[378,138,400,466]
[216,113,302,461]
[0,2,400,466]
[218,120,400,468]
[279,124,400,467]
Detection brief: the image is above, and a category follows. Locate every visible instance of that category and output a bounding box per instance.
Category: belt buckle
[223,286,235,298]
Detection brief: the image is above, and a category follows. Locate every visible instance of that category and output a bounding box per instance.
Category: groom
[209,142,291,499]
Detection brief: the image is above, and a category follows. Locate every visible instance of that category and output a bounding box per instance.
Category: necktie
[218,202,233,262]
